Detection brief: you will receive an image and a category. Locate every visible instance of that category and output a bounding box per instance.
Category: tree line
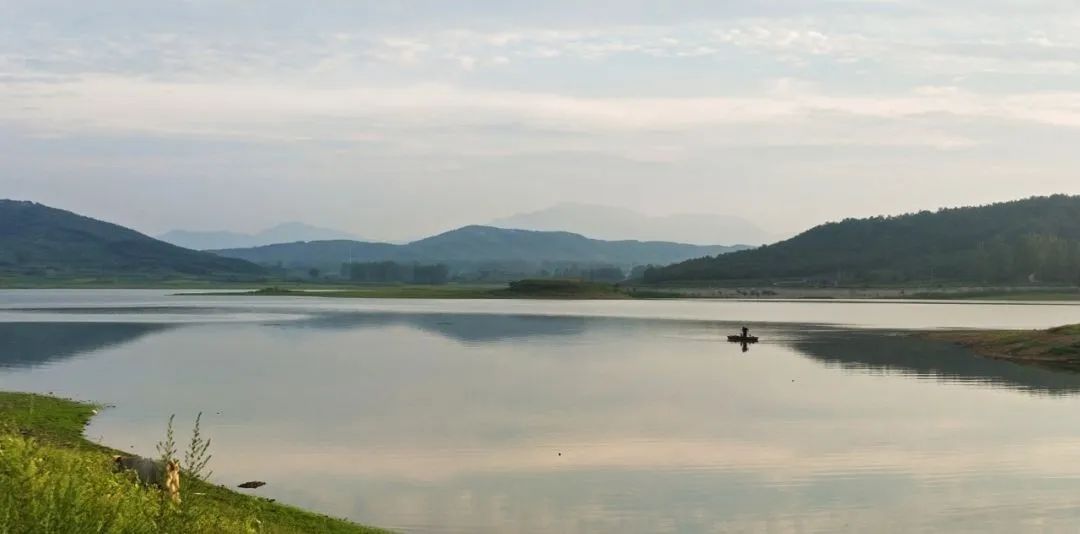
[340,261,450,285]
[646,195,1080,285]
[337,261,632,284]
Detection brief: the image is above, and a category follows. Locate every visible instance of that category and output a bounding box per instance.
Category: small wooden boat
[727,335,759,343]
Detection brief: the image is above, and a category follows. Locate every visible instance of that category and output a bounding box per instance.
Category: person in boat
[741,326,749,338]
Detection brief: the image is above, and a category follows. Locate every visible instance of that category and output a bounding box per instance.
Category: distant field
[907,290,1080,301]
[8,276,1080,303]
[0,276,390,291]
[0,276,263,289]
[629,284,1080,302]
[230,285,506,299]
[199,280,648,300]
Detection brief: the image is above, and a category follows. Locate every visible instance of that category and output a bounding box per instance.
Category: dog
[113,455,181,504]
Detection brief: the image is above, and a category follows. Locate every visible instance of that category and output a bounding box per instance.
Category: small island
[928,324,1080,370]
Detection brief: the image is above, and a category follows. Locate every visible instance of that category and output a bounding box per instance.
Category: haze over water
[5,290,1080,533]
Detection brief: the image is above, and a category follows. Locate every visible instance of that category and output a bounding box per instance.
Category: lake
[4,290,1080,533]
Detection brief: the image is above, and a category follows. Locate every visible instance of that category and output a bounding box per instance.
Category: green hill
[212,225,746,272]
[0,200,265,280]
[645,195,1080,285]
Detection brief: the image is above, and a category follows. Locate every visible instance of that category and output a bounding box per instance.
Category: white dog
[113,455,181,503]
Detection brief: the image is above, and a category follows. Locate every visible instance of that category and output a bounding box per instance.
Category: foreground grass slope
[0,392,387,534]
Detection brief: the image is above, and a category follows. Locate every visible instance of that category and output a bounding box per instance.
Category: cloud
[6,6,1080,84]
[5,0,1080,237]
[3,72,1079,154]
[367,38,431,65]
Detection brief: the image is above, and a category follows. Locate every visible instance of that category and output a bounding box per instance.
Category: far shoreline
[176,284,1080,305]
[5,279,1080,303]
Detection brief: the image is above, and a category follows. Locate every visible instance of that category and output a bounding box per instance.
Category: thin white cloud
[6,0,1080,237]
[2,74,1077,151]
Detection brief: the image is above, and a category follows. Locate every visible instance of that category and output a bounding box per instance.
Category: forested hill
[212,225,745,270]
[0,200,265,279]
[645,195,1080,285]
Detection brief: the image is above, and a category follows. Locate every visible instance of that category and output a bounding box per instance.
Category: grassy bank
[498,279,631,299]
[906,288,1080,301]
[627,283,1080,301]
[0,276,266,290]
[928,324,1080,370]
[233,285,503,299]
[196,283,1080,302]
[0,277,382,291]
[0,391,388,533]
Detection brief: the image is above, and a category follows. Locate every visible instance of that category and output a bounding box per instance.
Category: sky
[4,0,1080,242]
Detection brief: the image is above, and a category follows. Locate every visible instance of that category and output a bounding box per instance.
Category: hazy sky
[4,0,1080,242]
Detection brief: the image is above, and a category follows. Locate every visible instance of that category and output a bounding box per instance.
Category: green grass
[621,288,685,299]
[0,392,99,449]
[496,279,629,298]
[0,277,373,290]
[0,392,389,533]
[1049,324,1080,335]
[1048,342,1080,356]
[907,289,1080,301]
[0,275,264,290]
[219,285,502,299]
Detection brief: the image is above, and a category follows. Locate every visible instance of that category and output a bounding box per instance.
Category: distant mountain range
[490,203,773,246]
[158,222,363,250]
[0,200,263,279]
[162,204,766,250]
[646,195,1080,285]
[11,196,1080,287]
[212,225,747,272]
[0,200,748,283]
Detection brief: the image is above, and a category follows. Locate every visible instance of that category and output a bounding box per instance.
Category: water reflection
[287,312,784,349]
[5,312,1080,532]
[790,329,1080,395]
[0,323,172,369]
[285,312,589,343]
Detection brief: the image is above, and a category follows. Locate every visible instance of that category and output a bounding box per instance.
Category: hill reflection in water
[0,322,172,369]
[788,329,1080,395]
[281,312,590,344]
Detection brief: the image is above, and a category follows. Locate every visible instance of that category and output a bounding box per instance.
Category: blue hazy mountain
[490,203,774,246]
[158,222,363,250]
[211,225,748,271]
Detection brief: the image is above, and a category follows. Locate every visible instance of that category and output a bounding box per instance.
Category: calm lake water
[5,290,1080,533]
